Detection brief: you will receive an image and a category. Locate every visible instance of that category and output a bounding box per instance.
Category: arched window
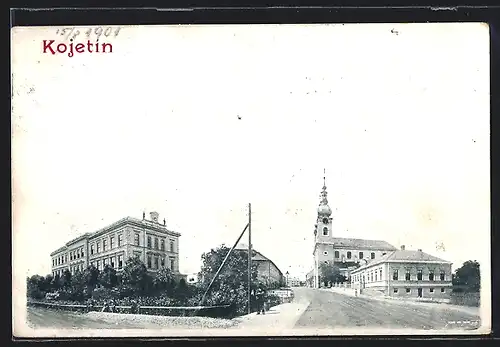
[334,251,339,258]
[347,251,352,259]
[371,252,375,259]
[322,227,328,236]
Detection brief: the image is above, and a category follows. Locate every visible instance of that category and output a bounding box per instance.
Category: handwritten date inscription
[56,27,121,41]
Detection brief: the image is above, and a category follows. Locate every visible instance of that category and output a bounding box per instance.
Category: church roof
[352,249,452,272]
[234,243,284,275]
[317,237,398,251]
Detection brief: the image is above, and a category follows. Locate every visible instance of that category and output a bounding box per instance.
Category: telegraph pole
[247,203,252,314]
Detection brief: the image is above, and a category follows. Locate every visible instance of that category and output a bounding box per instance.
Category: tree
[61,269,72,289]
[453,260,480,292]
[69,269,87,301]
[319,261,346,286]
[122,256,150,295]
[199,244,259,315]
[99,265,118,289]
[83,264,99,291]
[27,275,46,299]
[51,273,61,291]
[153,266,176,296]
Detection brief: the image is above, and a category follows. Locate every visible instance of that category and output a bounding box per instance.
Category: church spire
[317,168,332,217]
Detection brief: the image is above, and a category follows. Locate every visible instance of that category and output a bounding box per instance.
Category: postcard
[11,22,491,337]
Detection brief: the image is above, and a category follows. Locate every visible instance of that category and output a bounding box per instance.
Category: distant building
[186,273,200,285]
[234,243,285,287]
[351,245,453,302]
[288,277,302,287]
[50,211,182,278]
[309,172,398,288]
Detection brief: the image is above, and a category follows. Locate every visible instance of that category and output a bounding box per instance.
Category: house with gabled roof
[350,245,453,302]
[234,243,285,288]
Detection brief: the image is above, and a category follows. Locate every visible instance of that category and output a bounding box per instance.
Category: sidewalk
[323,287,480,316]
[231,301,310,334]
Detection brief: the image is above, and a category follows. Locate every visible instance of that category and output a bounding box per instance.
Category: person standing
[256,283,265,315]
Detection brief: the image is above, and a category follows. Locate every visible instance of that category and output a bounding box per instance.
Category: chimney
[150,211,159,223]
[400,245,405,250]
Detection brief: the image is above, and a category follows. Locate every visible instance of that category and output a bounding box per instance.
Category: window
[104,258,108,266]
[359,252,364,259]
[322,227,328,236]
[154,256,159,269]
[394,288,398,293]
[97,242,101,253]
[161,257,165,267]
[417,269,423,281]
[118,255,123,269]
[323,251,328,256]
[52,259,55,266]
[375,272,378,281]
[440,288,445,293]
[97,260,101,270]
[91,244,94,255]
[440,271,445,281]
[81,248,84,257]
[429,288,434,293]
[118,234,123,247]
[334,251,339,258]
[406,288,411,293]
[405,270,411,281]
[154,237,159,250]
[393,270,398,280]
[347,251,352,259]
[103,239,107,251]
[65,254,68,262]
[379,269,382,279]
[147,255,152,268]
[91,261,95,267]
[110,236,115,249]
[170,240,175,252]
[170,258,175,270]
[110,257,115,268]
[371,252,375,259]
[161,239,165,251]
[147,236,152,248]
[69,253,72,261]
[429,271,434,281]
[382,252,386,256]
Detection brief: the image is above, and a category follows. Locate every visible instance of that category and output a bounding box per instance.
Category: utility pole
[247,203,252,314]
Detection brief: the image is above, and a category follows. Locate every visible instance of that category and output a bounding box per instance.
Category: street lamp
[286,271,289,287]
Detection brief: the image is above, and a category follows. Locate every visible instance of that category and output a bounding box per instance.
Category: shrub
[92,287,120,301]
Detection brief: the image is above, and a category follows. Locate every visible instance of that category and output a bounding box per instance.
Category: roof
[316,237,398,251]
[351,249,452,273]
[234,243,284,277]
[50,216,181,256]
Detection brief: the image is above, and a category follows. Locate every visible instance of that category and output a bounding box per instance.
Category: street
[293,287,481,330]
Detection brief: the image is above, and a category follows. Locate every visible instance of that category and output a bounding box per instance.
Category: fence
[27,300,235,318]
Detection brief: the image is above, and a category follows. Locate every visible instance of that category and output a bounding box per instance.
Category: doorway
[418,288,423,298]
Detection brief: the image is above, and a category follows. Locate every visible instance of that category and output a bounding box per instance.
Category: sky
[12,23,490,282]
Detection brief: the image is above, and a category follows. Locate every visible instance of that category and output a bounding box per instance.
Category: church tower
[312,169,333,288]
[314,169,333,243]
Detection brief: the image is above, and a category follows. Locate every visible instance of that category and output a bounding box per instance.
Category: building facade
[50,211,181,277]
[350,245,453,302]
[311,173,397,288]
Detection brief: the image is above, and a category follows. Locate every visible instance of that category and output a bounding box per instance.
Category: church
[306,172,398,288]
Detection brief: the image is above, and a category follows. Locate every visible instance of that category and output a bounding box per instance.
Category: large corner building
[50,211,181,277]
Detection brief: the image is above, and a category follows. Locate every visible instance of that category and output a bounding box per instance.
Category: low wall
[27,300,234,318]
[328,287,358,297]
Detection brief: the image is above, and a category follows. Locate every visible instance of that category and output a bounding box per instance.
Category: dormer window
[322,227,328,236]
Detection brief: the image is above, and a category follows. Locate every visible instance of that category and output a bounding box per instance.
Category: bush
[266,294,282,308]
[92,287,120,301]
[28,287,46,300]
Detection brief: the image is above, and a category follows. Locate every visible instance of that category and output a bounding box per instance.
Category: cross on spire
[323,168,326,188]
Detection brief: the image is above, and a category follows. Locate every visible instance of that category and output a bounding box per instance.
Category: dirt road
[293,288,481,330]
